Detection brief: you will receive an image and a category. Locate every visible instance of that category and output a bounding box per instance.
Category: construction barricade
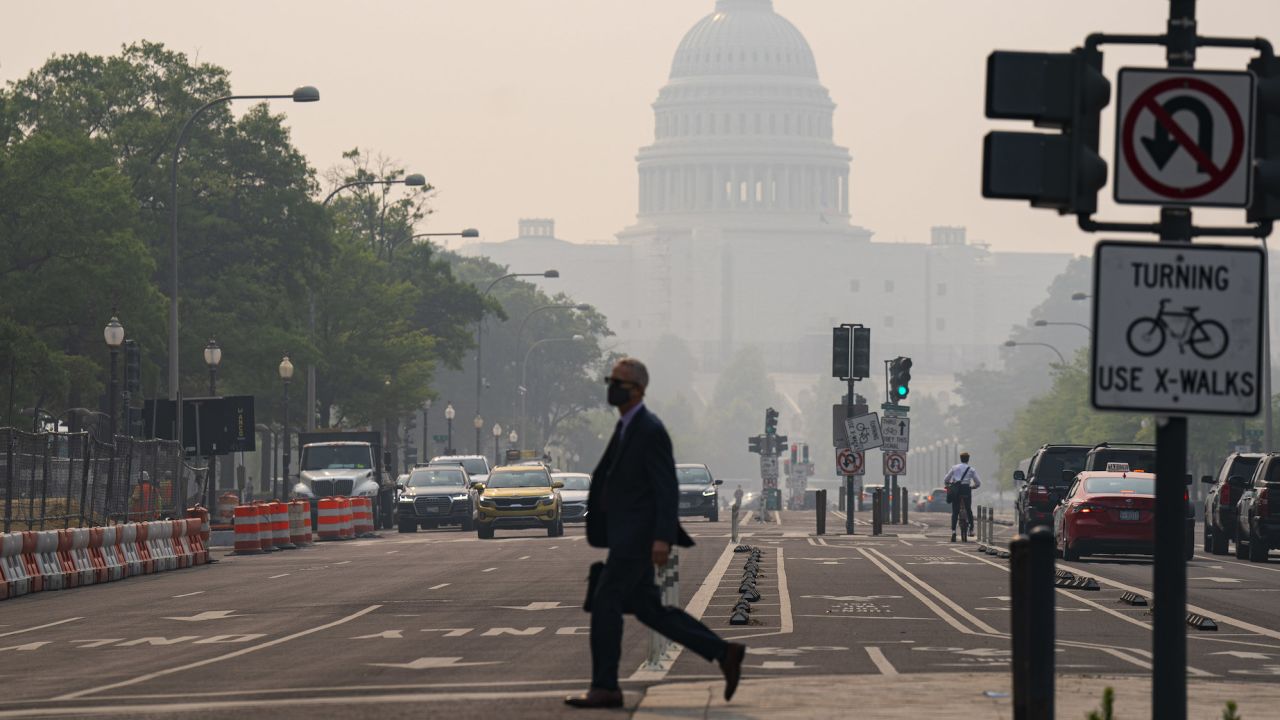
[288,501,311,547]
[351,497,376,538]
[316,498,342,541]
[271,502,296,551]
[338,497,354,540]
[234,505,264,555]
[254,503,275,553]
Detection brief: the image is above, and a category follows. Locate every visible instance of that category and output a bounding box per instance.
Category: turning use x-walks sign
[1114,68,1255,207]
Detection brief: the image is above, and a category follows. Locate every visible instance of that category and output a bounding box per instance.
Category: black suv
[1234,453,1280,562]
[1083,443,1155,472]
[1202,452,1264,555]
[1014,444,1090,533]
[395,465,476,533]
[676,464,723,521]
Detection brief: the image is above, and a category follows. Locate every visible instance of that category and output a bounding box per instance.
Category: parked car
[1055,467,1194,561]
[1014,444,1091,533]
[917,487,950,513]
[1234,453,1280,562]
[676,463,723,521]
[473,465,564,539]
[551,472,590,523]
[1083,443,1155,472]
[394,465,475,533]
[1202,452,1264,555]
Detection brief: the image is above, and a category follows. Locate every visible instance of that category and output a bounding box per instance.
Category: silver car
[551,472,591,522]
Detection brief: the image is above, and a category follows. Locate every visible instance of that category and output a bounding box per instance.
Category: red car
[1054,471,1158,560]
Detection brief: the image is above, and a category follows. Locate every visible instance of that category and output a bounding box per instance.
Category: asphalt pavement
[1,507,1279,718]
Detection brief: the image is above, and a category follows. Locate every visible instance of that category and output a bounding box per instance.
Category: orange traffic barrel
[252,502,275,552]
[337,497,354,540]
[271,501,296,550]
[233,506,263,554]
[288,501,310,547]
[214,493,239,528]
[351,497,375,537]
[296,499,313,544]
[316,498,342,541]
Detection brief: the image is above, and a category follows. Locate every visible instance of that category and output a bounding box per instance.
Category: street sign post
[883,451,907,476]
[881,417,911,453]
[843,413,883,452]
[836,447,865,477]
[1114,69,1255,207]
[1091,240,1265,415]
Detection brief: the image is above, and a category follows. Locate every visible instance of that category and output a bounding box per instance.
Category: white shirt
[944,463,981,489]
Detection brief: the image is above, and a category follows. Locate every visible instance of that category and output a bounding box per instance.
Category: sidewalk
[632,672,1269,719]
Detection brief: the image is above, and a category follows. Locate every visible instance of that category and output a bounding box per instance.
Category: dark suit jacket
[586,405,694,557]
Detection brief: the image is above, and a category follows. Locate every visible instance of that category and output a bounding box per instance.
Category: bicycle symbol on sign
[1126,298,1228,360]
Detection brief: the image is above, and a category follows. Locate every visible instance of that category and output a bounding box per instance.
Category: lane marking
[269,574,290,579]
[518,555,531,560]
[0,618,82,639]
[857,548,974,635]
[865,646,898,676]
[429,583,450,590]
[1099,647,1152,670]
[548,546,558,550]
[481,568,497,573]
[865,548,1000,634]
[1194,552,1280,575]
[335,561,351,565]
[171,592,204,599]
[53,605,382,700]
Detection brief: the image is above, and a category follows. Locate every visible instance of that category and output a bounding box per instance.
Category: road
[3,509,1280,717]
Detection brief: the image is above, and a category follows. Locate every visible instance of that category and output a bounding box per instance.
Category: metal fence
[0,427,195,532]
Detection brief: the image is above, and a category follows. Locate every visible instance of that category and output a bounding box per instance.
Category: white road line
[482,567,497,573]
[725,548,793,640]
[53,605,382,700]
[335,561,351,565]
[1099,647,1152,670]
[269,574,290,579]
[628,541,737,682]
[429,583,450,590]
[865,646,898,675]
[549,546,558,550]
[171,591,204,598]
[386,550,399,554]
[1194,552,1280,575]
[865,548,1000,635]
[0,617,82,638]
[857,548,975,635]
[518,555,531,560]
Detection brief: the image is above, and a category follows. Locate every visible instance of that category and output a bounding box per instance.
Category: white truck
[293,431,394,528]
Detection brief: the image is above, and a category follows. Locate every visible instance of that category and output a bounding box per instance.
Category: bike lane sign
[1091,240,1265,415]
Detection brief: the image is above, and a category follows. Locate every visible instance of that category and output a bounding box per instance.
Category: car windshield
[487,470,551,488]
[407,470,466,488]
[301,445,371,471]
[1086,476,1155,495]
[554,475,591,491]
[431,458,488,477]
[677,467,712,486]
[1228,457,1261,482]
[1091,449,1154,472]
[1033,448,1088,487]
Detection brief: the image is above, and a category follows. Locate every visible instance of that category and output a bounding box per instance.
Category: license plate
[679,502,691,509]
[426,506,440,513]
[1119,510,1140,521]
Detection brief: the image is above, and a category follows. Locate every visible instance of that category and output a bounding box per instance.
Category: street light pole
[475,270,560,427]
[103,316,125,440]
[473,415,484,455]
[1003,340,1066,365]
[1032,320,1092,333]
[169,87,319,458]
[422,399,432,460]
[492,423,502,467]
[203,338,223,509]
[521,335,585,449]
[278,354,294,501]
[445,402,455,455]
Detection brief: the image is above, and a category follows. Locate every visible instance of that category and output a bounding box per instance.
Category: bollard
[901,487,908,526]
[731,503,740,543]
[838,484,847,516]
[1011,527,1055,720]
[871,488,883,536]
[844,477,855,536]
[816,489,827,536]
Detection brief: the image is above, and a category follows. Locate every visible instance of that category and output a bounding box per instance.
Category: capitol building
[464,0,1071,387]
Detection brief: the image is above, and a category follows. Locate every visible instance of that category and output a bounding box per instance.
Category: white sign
[1092,240,1264,415]
[883,452,907,476]
[1114,68,1254,207]
[843,413,883,452]
[836,448,865,477]
[881,417,910,453]
[760,455,779,480]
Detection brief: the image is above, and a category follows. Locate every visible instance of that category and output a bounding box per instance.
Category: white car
[551,472,590,522]
[428,455,491,488]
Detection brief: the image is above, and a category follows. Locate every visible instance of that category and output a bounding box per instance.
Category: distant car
[1083,443,1155,473]
[474,465,563,539]
[1234,453,1280,562]
[552,472,590,523]
[1202,452,1264,555]
[394,466,475,533]
[918,487,949,513]
[428,455,491,487]
[1054,468,1194,561]
[1014,444,1090,534]
[676,463,723,521]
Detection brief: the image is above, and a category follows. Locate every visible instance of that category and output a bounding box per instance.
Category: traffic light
[1249,55,1280,221]
[983,48,1110,215]
[748,436,763,454]
[772,435,788,455]
[832,326,851,378]
[790,443,798,465]
[124,340,141,396]
[852,327,871,379]
[765,407,779,435]
[802,443,810,464]
[890,357,913,402]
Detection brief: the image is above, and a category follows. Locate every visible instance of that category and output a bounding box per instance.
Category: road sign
[843,413,883,452]
[1091,240,1265,415]
[760,455,779,480]
[1114,68,1255,207]
[883,451,907,476]
[881,417,910,453]
[836,448,865,477]
[432,434,448,443]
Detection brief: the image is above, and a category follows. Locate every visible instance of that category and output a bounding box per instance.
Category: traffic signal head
[790,443,798,465]
[852,327,871,379]
[832,326,851,379]
[748,436,763,454]
[765,407,779,435]
[983,48,1110,215]
[891,357,913,401]
[802,443,810,464]
[1250,55,1280,221]
[774,435,788,455]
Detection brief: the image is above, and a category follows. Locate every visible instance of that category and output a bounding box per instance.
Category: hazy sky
[5,1,1280,255]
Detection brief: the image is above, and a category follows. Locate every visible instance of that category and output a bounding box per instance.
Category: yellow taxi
[474,465,564,539]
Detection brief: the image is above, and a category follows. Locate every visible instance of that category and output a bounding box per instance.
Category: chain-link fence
[0,427,193,532]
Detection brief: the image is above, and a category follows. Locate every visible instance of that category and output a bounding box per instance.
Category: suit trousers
[590,552,728,690]
[950,485,973,532]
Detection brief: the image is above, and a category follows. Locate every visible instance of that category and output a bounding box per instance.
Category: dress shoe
[720,642,746,701]
[565,688,624,709]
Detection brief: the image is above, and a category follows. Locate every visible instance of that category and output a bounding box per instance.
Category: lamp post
[410,228,480,243]
[203,338,223,508]
[169,86,319,460]
[473,414,484,455]
[492,423,503,467]
[475,270,560,425]
[103,315,125,440]
[520,335,585,449]
[516,304,591,349]
[445,402,455,455]
[1003,340,1066,365]
[278,354,294,501]
[308,172,427,432]
[1033,319,1092,333]
[509,429,519,458]
[422,399,432,460]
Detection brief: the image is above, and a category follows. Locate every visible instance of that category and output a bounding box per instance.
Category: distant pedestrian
[944,452,981,542]
[567,358,745,709]
[733,484,744,508]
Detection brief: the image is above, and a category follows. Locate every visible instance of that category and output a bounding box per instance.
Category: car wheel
[709,504,719,522]
[477,525,494,540]
[556,518,565,537]
[1249,526,1269,562]
[398,519,417,534]
[1063,536,1079,562]
[461,512,475,532]
[1203,522,1213,553]
[1184,533,1195,562]
[1235,524,1250,559]
[1211,525,1230,555]
[546,521,558,538]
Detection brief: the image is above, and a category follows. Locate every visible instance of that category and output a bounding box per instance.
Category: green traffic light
[897,386,907,397]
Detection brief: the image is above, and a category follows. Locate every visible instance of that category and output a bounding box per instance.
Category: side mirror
[551,480,564,489]
[396,483,406,492]
[1012,470,1026,483]
[473,482,486,493]
[714,479,724,486]
[1200,475,1215,485]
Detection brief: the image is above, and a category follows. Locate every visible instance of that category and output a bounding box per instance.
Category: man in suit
[566,357,746,709]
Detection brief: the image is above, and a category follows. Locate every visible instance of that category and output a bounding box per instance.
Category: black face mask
[607,382,632,407]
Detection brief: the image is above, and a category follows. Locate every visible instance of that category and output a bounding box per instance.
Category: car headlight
[451,494,469,501]
[539,494,557,504]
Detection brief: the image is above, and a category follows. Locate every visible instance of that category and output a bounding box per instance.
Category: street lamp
[422,399,432,460]
[509,429,519,455]
[411,228,480,242]
[169,86,319,459]
[520,335,585,448]
[278,354,294,501]
[516,304,592,348]
[475,269,560,425]
[308,171,428,432]
[1033,319,1092,333]
[104,315,125,439]
[203,338,223,508]
[473,414,484,455]
[444,402,456,455]
[1003,339,1066,365]
[492,423,503,467]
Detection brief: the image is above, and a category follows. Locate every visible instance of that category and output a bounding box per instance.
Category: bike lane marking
[0,618,82,638]
[864,646,898,676]
[856,548,977,635]
[864,548,1000,634]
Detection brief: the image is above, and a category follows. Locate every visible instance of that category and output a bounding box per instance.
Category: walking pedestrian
[944,451,981,543]
[566,358,745,709]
